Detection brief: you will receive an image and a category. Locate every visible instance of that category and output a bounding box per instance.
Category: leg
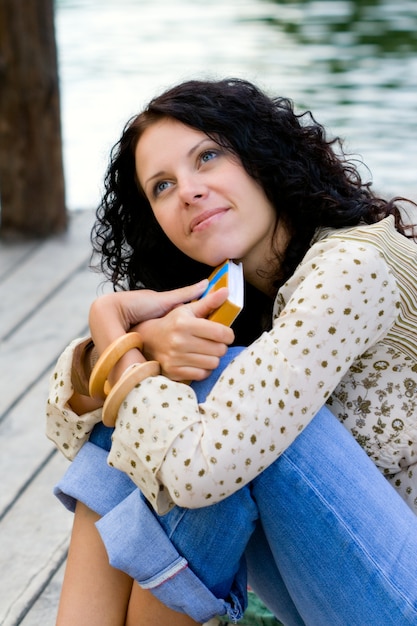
[55,349,250,625]
[96,346,253,623]
[97,485,254,623]
[157,485,257,598]
[57,501,200,626]
[126,583,199,626]
[55,434,250,624]
[250,406,417,625]
[245,522,305,626]
[56,501,133,626]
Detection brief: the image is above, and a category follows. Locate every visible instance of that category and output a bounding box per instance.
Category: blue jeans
[61,348,417,624]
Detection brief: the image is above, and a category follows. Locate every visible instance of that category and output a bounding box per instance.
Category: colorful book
[201,259,244,326]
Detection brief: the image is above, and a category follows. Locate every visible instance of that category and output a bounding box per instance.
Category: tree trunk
[0,0,67,239]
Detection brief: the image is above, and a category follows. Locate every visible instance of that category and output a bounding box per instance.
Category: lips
[190,207,229,232]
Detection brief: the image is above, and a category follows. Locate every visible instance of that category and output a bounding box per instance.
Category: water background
[55,0,417,210]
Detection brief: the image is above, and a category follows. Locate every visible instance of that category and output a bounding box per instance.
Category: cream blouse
[46,217,417,515]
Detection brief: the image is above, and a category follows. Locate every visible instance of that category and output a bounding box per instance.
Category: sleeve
[108,238,401,513]
[46,337,102,460]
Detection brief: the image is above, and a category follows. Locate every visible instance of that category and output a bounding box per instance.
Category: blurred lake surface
[55,0,417,210]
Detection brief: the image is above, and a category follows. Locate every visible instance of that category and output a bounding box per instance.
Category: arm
[68,279,231,412]
[88,280,235,385]
[108,238,401,513]
[46,280,234,458]
[46,337,104,459]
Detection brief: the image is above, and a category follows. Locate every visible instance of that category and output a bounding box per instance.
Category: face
[135,118,278,289]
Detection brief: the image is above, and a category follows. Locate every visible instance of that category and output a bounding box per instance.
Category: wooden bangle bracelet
[102,360,161,427]
[89,332,144,401]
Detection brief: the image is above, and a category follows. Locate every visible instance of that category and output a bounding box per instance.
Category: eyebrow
[142,137,213,189]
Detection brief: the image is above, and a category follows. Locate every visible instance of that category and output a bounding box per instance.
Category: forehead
[137,119,207,158]
[135,118,210,185]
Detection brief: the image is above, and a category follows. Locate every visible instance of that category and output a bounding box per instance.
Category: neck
[244,219,291,297]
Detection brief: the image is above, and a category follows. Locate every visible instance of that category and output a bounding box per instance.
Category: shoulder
[293,222,396,283]
[310,216,408,257]
[296,218,405,280]
[274,220,400,316]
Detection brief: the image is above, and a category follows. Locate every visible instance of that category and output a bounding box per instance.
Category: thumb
[190,287,229,319]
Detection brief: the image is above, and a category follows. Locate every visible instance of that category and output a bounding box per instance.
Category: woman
[47,78,417,625]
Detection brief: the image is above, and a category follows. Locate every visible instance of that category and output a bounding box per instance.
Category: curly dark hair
[92,77,415,297]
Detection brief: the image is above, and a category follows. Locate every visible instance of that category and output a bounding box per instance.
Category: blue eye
[154,180,171,196]
[200,150,218,163]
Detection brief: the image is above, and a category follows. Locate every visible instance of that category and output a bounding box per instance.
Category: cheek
[154,211,183,244]
[151,206,170,232]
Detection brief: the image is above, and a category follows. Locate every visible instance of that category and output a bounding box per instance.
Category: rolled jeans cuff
[96,490,247,623]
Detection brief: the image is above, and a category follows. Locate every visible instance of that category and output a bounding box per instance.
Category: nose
[178,174,207,206]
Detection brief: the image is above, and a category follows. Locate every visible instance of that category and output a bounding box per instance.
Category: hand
[88,280,234,383]
[133,287,235,382]
[88,279,207,349]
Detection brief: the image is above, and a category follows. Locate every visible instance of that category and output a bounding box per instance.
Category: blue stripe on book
[200,262,228,298]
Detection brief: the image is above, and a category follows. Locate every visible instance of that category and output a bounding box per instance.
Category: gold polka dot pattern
[46,217,417,515]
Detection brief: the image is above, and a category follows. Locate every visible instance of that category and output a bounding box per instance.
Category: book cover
[202,259,244,326]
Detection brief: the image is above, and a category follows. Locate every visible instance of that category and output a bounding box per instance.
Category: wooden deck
[0,210,104,626]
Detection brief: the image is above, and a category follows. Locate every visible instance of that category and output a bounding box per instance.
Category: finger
[168,312,234,345]
[162,364,218,383]
[189,287,229,319]
[167,341,228,365]
[157,279,209,313]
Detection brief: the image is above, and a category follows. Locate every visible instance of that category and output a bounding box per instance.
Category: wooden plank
[0,212,110,420]
[0,375,65,515]
[0,209,96,341]
[0,266,110,514]
[0,240,40,281]
[0,209,113,624]
[19,563,65,626]
[0,209,102,624]
[0,263,101,420]
[0,453,72,626]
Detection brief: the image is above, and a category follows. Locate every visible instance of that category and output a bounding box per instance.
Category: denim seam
[283,450,417,616]
[164,509,188,540]
[138,556,188,589]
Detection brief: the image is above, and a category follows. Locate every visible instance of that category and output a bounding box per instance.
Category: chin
[190,243,240,267]
[207,256,230,267]
[191,252,228,267]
